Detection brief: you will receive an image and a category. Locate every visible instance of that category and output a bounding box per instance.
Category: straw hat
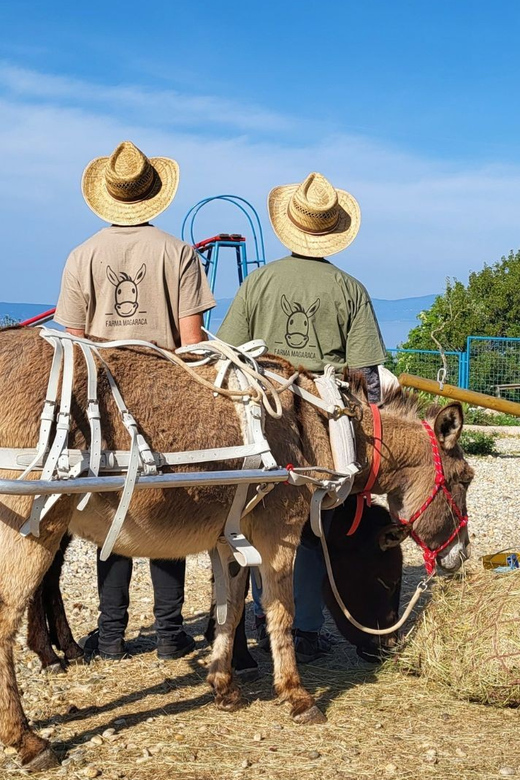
[81,141,180,225]
[268,172,361,257]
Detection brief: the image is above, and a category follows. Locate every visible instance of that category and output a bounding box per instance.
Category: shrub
[459,430,498,456]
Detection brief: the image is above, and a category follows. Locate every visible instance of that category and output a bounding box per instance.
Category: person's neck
[291,252,324,260]
[111,222,151,227]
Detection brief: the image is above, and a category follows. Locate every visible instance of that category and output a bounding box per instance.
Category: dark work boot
[156,631,196,660]
[80,628,129,661]
[293,629,331,664]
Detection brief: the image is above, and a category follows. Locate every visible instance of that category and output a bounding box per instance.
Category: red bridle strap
[397,420,468,575]
[345,408,469,575]
[346,403,382,536]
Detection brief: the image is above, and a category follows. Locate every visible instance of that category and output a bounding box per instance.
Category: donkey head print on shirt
[107,264,147,318]
[281,295,320,349]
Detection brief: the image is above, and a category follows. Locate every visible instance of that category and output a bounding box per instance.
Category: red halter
[347,405,469,575]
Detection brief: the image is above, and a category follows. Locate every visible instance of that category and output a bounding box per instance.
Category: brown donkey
[0,328,473,770]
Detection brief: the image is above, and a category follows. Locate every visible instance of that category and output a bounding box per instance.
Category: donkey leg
[27,581,64,673]
[44,535,84,664]
[0,581,60,768]
[207,563,249,712]
[0,496,70,769]
[259,546,326,724]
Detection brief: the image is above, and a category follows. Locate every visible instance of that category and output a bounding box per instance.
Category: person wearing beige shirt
[55,141,215,661]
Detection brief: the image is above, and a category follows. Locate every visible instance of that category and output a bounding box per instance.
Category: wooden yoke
[398,373,520,417]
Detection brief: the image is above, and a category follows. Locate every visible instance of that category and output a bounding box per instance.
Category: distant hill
[0,302,54,323]
[1,293,437,348]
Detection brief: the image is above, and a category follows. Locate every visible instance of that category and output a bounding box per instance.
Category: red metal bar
[19,308,56,327]
[194,234,245,249]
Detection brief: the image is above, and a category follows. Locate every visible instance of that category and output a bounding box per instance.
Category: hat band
[287,205,340,235]
[105,165,156,203]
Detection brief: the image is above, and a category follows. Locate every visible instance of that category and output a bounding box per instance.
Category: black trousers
[96,551,187,644]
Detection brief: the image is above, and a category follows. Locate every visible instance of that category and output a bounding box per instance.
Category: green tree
[404,249,520,352]
[0,315,19,328]
[396,250,520,392]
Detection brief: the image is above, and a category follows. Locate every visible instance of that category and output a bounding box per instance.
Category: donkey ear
[281,295,293,316]
[306,298,320,318]
[135,264,146,285]
[434,402,464,451]
[378,524,409,550]
[106,266,119,286]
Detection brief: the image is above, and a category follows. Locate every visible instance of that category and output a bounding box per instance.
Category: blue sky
[1,0,520,303]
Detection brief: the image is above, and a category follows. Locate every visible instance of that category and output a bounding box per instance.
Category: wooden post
[398,374,520,417]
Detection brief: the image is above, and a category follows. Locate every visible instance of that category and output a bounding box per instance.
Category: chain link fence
[467,337,520,401]
[386,348,462,386]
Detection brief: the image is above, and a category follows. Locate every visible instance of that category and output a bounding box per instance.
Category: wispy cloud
[1,62,520,309]
[0,63,294,135]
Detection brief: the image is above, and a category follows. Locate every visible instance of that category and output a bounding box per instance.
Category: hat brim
[268,183,361,257]
[82,156,180,226]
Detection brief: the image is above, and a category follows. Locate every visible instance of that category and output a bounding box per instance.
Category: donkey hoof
[293,704,327,724]
[66,653,86,667]
[216,689,244,712]
[43,661,67,675]
[23,747,60,772]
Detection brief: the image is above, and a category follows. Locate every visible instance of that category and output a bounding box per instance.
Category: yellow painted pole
[398,373,520,417]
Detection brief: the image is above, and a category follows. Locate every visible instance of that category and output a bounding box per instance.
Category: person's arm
[179,313,205,346]
[216,283,251,346]
[176,247,215,345]
[358,365,382,404]
[54,254,88,334]
[345,287,387,403]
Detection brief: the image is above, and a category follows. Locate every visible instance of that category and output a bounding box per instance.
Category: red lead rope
[346,403,382,536]
[347,408,469,575]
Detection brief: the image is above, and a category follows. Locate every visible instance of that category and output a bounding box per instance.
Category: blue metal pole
[465,336,472,389]
[458,352,465,389]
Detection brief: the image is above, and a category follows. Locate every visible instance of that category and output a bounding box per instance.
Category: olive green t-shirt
[217,256,386,373]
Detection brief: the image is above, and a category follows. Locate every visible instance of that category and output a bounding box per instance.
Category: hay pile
[396,569,520,707]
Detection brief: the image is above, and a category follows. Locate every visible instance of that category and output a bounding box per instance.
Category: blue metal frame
[181,195,266,327]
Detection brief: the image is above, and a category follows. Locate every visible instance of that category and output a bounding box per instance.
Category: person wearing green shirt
[218,172,386,663]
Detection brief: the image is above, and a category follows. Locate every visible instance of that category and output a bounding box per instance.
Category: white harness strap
[18,336,63,479]
[22,338,75,538]
[0,441,273,472]
[212,366,278,623]
[209,540,234,626]
[314,366,360,508]
[221,361,276,568]
[264,369,339,417]
[94,351,155,561]
[77,342,102,510]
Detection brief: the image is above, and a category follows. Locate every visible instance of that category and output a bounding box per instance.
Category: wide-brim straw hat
[82,141,179,226]
[268,172,361,257]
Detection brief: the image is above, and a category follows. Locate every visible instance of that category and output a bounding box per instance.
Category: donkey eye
[289,318,294,326]
[132,287,135,294]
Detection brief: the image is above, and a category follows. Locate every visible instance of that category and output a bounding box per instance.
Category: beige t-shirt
[54,225,216,350]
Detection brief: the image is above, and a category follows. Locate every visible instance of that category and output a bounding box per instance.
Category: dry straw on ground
[395,569,520,707]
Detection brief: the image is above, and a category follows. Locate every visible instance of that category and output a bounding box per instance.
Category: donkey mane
[0,324,22,333]
[380,384,446,423]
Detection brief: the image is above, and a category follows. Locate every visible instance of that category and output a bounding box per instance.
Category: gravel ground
[3,432,520,779]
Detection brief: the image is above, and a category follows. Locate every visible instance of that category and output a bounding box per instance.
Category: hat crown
[288,173,340,234]
[104,141,155,203]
